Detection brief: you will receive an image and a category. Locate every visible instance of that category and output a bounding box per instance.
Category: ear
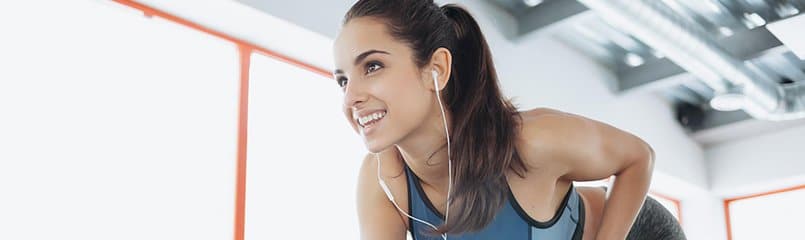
[423,47,452,91]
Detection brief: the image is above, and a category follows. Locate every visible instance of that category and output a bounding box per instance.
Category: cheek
[382,73,420,104]
[382,74,431,127]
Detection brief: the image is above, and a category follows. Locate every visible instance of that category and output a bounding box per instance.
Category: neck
[395,106,452,195]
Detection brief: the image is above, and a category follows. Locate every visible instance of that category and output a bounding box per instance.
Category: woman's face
[333,17,433,153]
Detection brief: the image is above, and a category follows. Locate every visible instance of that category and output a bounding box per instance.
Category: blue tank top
[404,163,585,240]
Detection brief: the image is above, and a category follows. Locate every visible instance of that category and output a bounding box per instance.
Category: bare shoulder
[356,148,409,239]
[520,107,568,118]
[517,107,652,182]
[517,107,584,135]
[515,107,580,150]
[515,107,592,174]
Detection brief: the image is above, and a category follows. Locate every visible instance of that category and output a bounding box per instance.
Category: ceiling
[235,0,353,39]
[488,0,805,145]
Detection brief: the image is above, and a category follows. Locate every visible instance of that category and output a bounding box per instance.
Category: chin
[364,141,391,154]
[363,135,396,154]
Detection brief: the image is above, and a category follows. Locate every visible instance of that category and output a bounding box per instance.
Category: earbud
[432,70,439,92]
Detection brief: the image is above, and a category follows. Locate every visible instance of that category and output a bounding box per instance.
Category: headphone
[374,69,451,240]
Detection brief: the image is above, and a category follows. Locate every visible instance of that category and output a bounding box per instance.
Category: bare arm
[519,108,655,240]
[356,153,408,240]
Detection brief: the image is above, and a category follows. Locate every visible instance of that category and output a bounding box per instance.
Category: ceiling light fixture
[742,12,767,29]
[652,49,665,58]
[624,53,645,67]
[718,26,734,37]
[705,0,723,13]
[710,86,746,111]
[523,0,544,7]
[775,3,800,17]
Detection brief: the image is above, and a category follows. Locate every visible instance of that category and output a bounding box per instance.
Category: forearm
[594,154,654,240]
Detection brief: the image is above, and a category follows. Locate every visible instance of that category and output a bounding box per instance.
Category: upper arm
[356,153,408,240]
[518,108,654,181]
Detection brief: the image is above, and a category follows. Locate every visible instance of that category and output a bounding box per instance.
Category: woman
[332,0,686,239]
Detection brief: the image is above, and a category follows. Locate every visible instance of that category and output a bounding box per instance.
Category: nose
[344,78,368,110]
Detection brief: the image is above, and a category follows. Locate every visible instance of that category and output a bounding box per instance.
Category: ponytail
[436,4,526,235]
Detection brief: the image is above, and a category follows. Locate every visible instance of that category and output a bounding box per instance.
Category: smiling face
[333,17,435,153]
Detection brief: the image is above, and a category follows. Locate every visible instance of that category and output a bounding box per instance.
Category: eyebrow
[333,49,390,75]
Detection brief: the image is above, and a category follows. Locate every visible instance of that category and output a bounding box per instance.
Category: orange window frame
[723,184,805,240]
[110,1,332,240]
[602,177,684,225]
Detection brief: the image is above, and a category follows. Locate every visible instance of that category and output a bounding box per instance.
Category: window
[244,52,365,239]
[0,1,238,239]
[726,185,805,240]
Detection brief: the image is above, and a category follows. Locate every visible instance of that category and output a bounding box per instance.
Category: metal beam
[719,26,786,59]
[516,0,588,36]
[694,109,753,132]
[619,58,686,92]
[618,26,784,92]
[672,86,707,105]
[616,26,784,132]
[509,1,792,130]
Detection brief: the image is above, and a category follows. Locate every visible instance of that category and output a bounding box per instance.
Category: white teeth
[358,111,386,127]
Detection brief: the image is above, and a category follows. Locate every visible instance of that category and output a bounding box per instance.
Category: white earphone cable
[376,155,446,239]
[434,70,452,240]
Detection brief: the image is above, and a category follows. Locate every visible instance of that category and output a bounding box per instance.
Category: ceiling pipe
[577,0,805,121]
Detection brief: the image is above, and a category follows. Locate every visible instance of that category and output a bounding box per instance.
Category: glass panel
[0,1,239,239]
[729,187,805,240]
[245,52,364,239]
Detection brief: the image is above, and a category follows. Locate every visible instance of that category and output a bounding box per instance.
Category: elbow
[631,140,655,174]
[643,143,655,174]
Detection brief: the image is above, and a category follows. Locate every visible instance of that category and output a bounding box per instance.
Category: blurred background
[0,0,803,239]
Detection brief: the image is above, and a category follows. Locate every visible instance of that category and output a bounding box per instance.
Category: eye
[336,77,348,88]
[365,61,383,74]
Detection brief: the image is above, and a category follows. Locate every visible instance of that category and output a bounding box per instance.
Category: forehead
[333,17,405,70]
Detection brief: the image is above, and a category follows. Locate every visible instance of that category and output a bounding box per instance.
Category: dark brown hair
[344,0,528,236]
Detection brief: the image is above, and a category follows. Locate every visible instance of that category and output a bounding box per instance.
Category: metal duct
[578,0,805,121]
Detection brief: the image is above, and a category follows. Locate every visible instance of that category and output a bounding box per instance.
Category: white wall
[650,170,728,240]
[235,0,351,38]
[707,122,805,198]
